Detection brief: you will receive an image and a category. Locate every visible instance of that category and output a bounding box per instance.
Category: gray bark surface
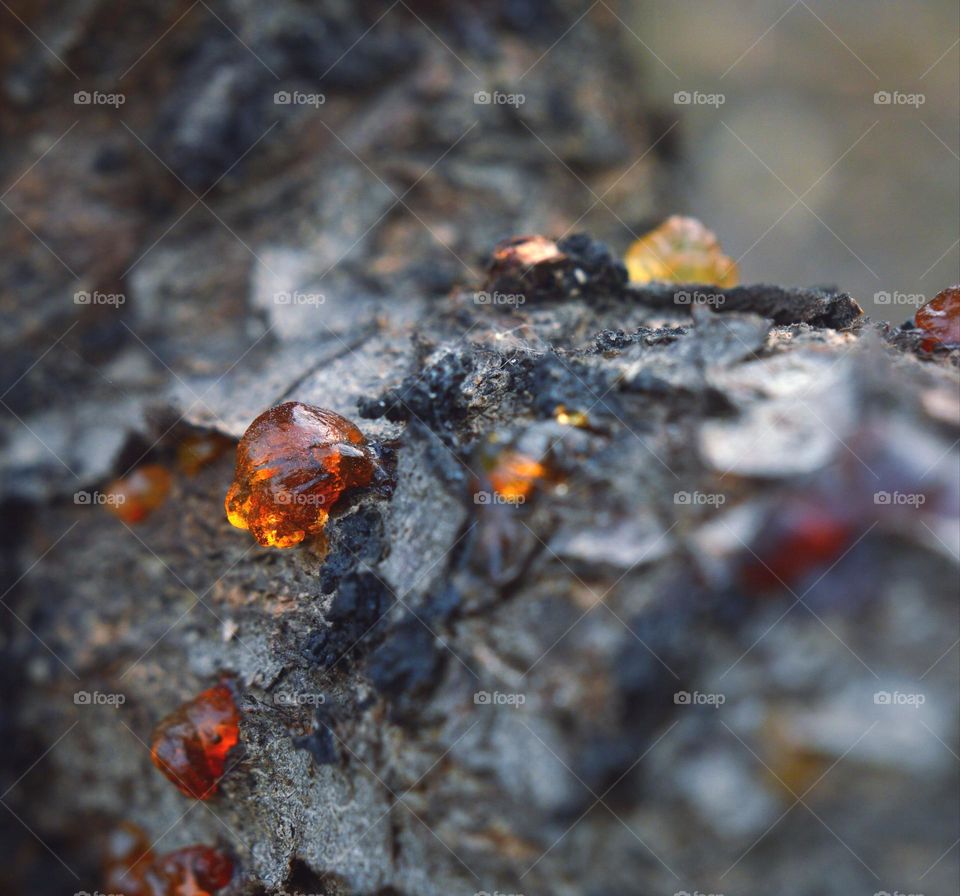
[0,3,958,896]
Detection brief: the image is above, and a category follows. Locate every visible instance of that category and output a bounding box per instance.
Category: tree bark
[1,3,958,896]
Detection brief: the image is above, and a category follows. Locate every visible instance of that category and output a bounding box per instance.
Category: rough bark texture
[1,3,958,896]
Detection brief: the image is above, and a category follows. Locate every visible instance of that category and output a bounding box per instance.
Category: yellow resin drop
[625,215,738,287]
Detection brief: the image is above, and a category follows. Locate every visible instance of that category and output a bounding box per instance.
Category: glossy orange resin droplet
[487,450,547,502]
[491,234,564,270]
[150,685,239,800]
[225,402,377,549]
[177,431,233,476]
[625,215,738,287]
[104,821,233,896]
[915,285,960,351]
[105,464,172,524]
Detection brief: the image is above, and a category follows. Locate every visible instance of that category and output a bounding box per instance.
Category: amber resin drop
[625,215,738,287]
[915,286,960,351]
[225,402,377,549]
[177,431,233,476]
[104,821,233,896]
[739,501,855,594]
[490,234,564,271]
[150,684,239,800]
[487,450,547,502]
[105,464,172,524]
[154,845,234,894]
[103,821,154,895]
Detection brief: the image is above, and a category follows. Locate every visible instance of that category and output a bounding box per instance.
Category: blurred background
[0,0,956,334]
[635,0,960,308]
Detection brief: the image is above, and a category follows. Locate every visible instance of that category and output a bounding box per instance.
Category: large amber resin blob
[150,684,240,800]
[104,820,233,896]
[625,215,739,287]
[225,402,377,549]
[915,286,960,351]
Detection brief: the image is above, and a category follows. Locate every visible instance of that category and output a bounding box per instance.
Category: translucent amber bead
[103,822,233,896]
[177,431,233,476]
[225,402,377,549]
[154,845,233,894]
[103,821,154,895]
[625,215,738,287]
[554,404,590,429]
[490,234,564,270]
[105,464,172,524]
[487,450,546,502]
[150,685,239,800]
[915,286,960,351]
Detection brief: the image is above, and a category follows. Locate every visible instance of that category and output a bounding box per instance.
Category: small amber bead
[554,404,591,429]
[915,286,960,351]
[490,234,564,270]
[740,502,854,593]
[150,685,239,800]
[177,431,233,476]
[225,402,378,549]
[486,450,547,502]
[103,821,154,895]
[104,822,233,896]
[105,464,172,524]
[625,215,738,287]
[154,845,234,893]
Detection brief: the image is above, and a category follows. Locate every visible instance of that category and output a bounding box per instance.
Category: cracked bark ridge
[628,282,865,329]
